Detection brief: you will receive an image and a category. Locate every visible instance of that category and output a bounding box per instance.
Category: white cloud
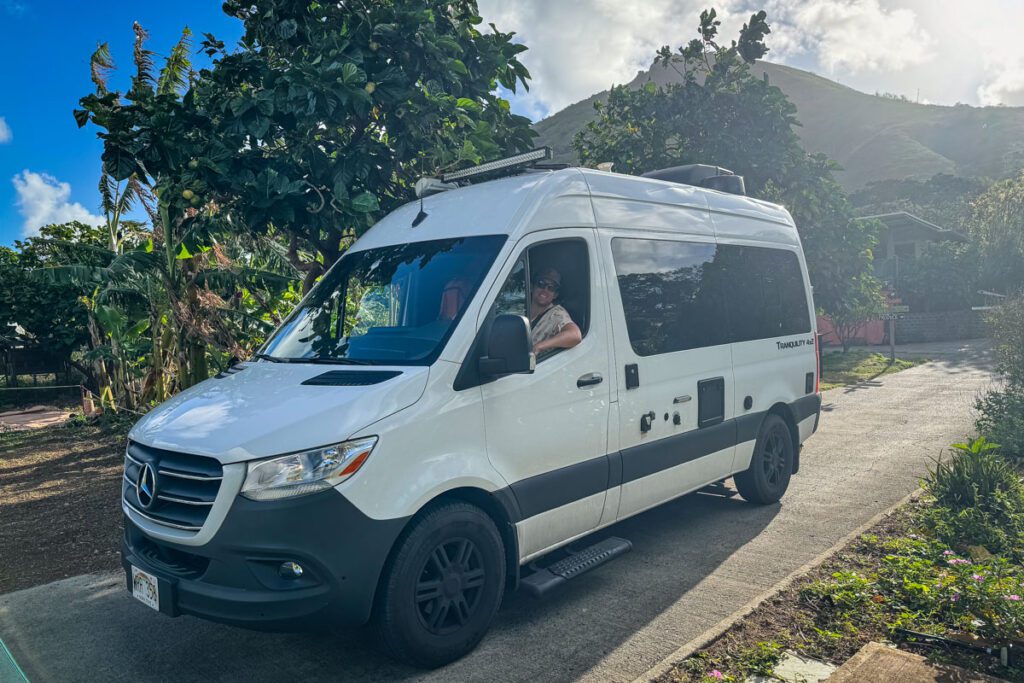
[0,117,10,144]
[965,4,1024,106]
[978,66,1024,106]
[477,0,937,119]
[12,170,105,237]
[760,0,933,74]
[478,0,749,117]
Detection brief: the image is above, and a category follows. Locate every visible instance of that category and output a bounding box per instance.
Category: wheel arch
[375,486,522,605]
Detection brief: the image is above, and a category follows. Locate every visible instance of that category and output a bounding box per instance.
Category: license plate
[131,565,160,611]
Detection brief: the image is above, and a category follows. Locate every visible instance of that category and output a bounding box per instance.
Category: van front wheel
[374,502,505,668]
[734,414,794,505]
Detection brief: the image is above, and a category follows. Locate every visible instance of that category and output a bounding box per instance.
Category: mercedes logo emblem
[136,463,158,509]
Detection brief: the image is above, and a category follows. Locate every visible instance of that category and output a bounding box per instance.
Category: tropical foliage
[76,0,536,290]
[2,0,535,412]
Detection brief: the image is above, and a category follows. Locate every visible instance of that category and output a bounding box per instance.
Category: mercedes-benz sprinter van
[121,151,821,667]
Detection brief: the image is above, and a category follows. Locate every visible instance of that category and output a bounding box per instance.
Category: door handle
[577,372,603,388]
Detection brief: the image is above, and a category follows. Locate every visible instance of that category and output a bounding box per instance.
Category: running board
[521,537,632,598]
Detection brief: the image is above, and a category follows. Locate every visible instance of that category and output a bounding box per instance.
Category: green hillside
[533,61,1024,190]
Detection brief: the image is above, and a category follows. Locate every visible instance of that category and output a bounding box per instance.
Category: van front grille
[122,441,222,532]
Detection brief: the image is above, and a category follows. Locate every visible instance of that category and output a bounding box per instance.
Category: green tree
[850,174,990,234]
[78,0,536,292]
[968,172,1024,294]
[572,8,878,317]
[0,222,107,388]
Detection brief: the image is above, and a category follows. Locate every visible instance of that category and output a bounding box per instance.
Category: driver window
[487,239,589,362]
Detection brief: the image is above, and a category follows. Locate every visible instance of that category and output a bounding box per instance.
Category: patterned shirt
[530,304,574,346]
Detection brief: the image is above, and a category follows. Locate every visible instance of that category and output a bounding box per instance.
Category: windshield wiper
[301,357,372,365]
[253,353,287,363]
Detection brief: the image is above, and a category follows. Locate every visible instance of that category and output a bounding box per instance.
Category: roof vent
[641,164,746,196]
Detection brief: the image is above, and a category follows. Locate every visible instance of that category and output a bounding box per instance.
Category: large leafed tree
[78,0,536,292]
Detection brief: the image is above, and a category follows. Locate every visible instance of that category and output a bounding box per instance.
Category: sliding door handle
[577,372,603,388]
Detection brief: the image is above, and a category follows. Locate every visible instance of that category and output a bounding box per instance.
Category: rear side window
[728,246,811,341]
[611,238,728,355]
[611,238,810,356]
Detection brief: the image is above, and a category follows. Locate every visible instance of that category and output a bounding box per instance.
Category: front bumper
[122,489,409,630]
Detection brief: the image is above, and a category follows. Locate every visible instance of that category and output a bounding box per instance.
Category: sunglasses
[534,278,560,293]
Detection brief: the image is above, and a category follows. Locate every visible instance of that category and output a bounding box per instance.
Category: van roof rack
[441,147,553,183]
[415,148,555,198]
[641,164,746,196]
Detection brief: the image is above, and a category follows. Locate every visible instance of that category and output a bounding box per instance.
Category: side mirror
[479,314,536,377]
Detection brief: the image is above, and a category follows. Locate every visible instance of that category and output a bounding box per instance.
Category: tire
[373,502,506,668]
[734,414,794,505]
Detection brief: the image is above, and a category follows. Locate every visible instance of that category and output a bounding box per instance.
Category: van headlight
[240,437,377,501]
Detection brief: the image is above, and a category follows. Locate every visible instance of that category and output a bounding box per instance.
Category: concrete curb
[631,488,923,683]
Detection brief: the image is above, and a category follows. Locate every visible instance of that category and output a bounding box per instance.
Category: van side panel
[597,224,738,520]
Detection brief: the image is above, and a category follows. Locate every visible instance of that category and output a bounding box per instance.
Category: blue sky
[3,0,1023,247]
[0,1,242,246]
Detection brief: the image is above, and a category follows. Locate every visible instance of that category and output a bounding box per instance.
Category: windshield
[261,235,506,365]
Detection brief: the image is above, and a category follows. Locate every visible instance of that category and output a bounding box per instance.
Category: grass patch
[820,351,928,390]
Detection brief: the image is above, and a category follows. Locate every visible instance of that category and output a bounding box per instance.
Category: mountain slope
[533,61,1024,189]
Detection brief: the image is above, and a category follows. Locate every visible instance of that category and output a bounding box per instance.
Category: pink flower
[947,558,970,565]
[973,574,985,582]
[709,670,724,680]
[951,593,961,602]
[1007,595,1021,601]
[943,550,955,556]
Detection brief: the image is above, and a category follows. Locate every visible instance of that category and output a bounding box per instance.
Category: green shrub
[926,438,1021,511]
[976,386,1024,460]
[923,438,1024,557]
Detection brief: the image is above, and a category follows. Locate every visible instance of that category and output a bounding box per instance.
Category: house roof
[856,211,968,243]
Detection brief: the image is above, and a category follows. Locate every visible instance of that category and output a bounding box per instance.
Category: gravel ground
[0,425,125,594]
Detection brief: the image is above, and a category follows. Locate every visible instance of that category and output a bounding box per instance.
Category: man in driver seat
[529,266,582,356]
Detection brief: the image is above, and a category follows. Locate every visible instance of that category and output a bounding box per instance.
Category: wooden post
[888,316,896,363]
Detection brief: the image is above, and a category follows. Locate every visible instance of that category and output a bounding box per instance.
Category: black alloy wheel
[374,502,505,668]
[761,428,788,487]
[734,413,794,505]
[415,538,487,635]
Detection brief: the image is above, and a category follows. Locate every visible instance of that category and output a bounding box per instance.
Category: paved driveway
[0,342,995,682]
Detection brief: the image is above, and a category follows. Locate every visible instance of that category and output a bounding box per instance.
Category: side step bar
[521,537,632,598]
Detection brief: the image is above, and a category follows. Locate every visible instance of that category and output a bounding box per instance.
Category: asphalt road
[0,341,995,682]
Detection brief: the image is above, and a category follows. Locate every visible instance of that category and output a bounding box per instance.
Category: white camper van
[121,150,821,667]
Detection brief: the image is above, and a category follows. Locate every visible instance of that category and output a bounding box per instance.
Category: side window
[610,239,810,355]
[487,239,590,361]
[611,238,727,355]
